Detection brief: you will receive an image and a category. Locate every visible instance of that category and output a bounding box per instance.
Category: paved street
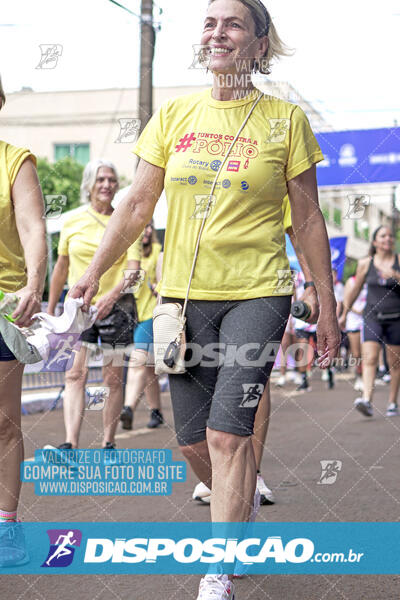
[1,370,400,599]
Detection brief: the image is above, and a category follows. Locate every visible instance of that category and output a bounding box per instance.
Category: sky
[1,0,399,131]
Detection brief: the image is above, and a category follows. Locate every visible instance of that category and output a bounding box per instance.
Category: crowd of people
[0,0,399,597]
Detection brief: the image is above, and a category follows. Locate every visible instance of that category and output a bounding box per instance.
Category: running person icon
[46,531,77,566]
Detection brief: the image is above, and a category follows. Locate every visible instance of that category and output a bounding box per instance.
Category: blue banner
[316,127,400,186]
[2,522,400,574]
[330,237,348,279]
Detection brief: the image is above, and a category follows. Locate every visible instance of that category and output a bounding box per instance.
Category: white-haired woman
[70,1,340,597]
[0,76,47,565]
[48,159,141,450]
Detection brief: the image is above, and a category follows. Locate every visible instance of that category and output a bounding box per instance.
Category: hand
[316,308,341,369]
[338,313,347,330]
[300,287,319,324]
[378,267,398,281]
[68,271,100,311]
[95,292,117,321]
[12,286,42,327]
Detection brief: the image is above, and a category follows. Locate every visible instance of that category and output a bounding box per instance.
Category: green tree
[37,156,84,299]
[36,156,84,212]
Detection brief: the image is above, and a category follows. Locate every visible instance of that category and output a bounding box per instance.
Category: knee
[65,368,87,387]
[362,354,378,368]
[207,428,248,457]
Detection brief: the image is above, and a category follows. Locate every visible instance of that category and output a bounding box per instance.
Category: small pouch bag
[153,92,263,375]
[153,302,186,375]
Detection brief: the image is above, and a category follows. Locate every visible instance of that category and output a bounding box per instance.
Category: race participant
[47,159,140,450]
[69,1,340,597]
[120,221,165,430]
[343,275,367,392]
[293,271,317,391]
[0,75,47,565]
[340,226,400,418]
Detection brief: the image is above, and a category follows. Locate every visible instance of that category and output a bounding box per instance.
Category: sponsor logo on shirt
[188,176,197,185]
[210,160,222,172]
[241,181,249,191]
[227,160,241,172]
[222,179,231,189]
[267,119,290,143]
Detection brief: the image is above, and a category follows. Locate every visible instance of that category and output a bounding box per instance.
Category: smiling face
[201,0,268,75]
[373,226,394,253]
[90,166,118,205]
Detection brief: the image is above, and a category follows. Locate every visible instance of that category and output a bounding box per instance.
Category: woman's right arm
[339,258,369,327]
[69,159,164,308]
[48,255,69,314]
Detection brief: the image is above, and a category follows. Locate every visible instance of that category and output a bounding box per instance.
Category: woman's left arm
[287,165,341,366]
[12,158,47,326]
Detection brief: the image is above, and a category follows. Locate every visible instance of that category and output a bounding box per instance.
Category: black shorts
[164,296,291,445]
[80,294,137,349]
[363,317,400,346]
[0,333,16,361]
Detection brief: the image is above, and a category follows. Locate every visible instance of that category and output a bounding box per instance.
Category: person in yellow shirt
[48,159,141,451]
[120,222,165,430]
[0,75,47,565]
[69,1,340,596]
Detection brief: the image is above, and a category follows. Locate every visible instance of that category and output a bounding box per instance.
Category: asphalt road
[1,370,399,599]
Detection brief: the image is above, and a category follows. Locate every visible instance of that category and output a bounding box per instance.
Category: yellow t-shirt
[282,195,291,231]
[58,208,142,304]
[133,89,323,300]
[135,242,162,322]
[0,141,36,293]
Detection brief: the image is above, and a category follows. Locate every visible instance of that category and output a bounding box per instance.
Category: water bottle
[0,290,19,322]
[291,300,312,322]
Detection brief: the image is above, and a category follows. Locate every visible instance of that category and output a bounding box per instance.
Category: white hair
[80,159,119,204]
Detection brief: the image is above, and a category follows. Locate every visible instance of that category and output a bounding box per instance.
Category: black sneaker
[147,409,164,429]
[327,369,335,389]
[57,442,73,450]
[103,442,116,450]
[296,378,311,392]
[120,406,133,430]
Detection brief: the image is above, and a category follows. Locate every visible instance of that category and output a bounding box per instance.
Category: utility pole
[139,0,155,133]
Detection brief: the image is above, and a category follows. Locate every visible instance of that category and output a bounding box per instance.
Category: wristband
[304,281,316,289]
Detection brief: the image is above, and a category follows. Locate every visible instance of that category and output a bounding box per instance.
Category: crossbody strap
[86,209,109,228]
[181,91,263,319]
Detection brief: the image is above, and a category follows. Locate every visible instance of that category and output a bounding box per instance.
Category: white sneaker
[354,397,373,417]
[354,377,363,392]
[275,375,286,387]
[386,403,398,417]
[321,370,329,381]
[256,474,275,505]
[293,373,303,386]
[197,574,234,600]
[192,482,211,504]
[383,374,391,383]
[374,378,386,387]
